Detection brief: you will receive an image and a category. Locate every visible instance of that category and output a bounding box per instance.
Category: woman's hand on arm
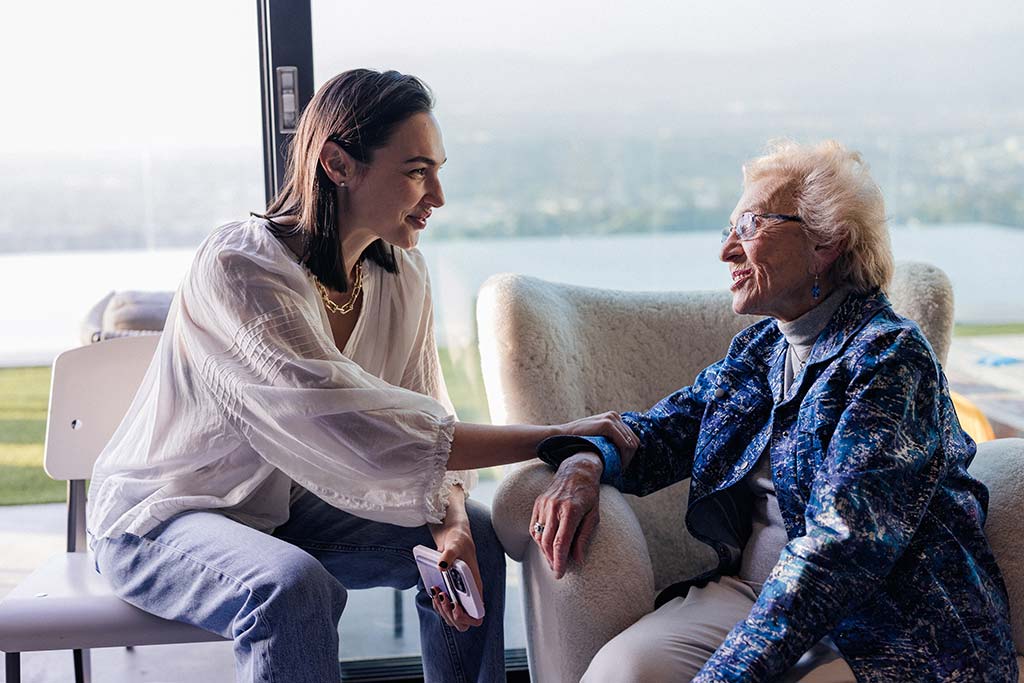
[560,411,638,464]
[427,486,484,631]
[447,411,637,471]
[530,452,604,579]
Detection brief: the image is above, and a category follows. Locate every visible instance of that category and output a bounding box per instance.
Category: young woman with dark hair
[87,69,634,682]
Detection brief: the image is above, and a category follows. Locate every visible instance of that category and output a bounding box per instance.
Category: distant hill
[1,31,1021,253]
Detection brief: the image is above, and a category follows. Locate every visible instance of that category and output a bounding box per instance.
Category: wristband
[536,434,624,489]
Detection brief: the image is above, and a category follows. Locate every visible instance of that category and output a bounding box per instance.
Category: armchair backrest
[478,261,955,591]
[887,261,954,364]
[477,280,757,427]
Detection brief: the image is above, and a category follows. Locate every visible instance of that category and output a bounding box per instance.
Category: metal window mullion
[256,0,314,205]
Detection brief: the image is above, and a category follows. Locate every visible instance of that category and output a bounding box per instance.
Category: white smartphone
[412,544,485,619]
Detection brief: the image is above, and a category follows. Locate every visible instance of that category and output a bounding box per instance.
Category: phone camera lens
[449,568,466,592]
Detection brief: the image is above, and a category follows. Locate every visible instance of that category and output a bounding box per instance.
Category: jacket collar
[744,288,892,402]
[808,288,891,365]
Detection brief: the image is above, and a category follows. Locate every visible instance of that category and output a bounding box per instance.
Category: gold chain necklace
[312,261,364,315]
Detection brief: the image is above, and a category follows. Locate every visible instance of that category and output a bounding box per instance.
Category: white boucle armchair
[477,262,1024,683]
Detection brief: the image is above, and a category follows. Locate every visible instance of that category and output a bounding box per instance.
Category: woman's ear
[319,141,357,187]
[813,239,845,274]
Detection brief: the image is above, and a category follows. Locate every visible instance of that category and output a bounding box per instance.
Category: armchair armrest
[969,438,1024,655]
[492,461,655,683]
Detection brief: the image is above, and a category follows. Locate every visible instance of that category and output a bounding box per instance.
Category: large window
[1,0,1021,678]
[307,0,1024,669]
[0,1,263,362]
[309,1,1024,424]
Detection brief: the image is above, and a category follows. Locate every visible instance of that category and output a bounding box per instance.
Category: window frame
[257,0,313,203]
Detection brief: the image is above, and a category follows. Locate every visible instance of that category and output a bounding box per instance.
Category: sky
[0,0,1021,155]
[312,0,1024,59]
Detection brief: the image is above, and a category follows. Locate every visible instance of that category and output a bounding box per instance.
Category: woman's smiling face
[340,111,447,250]
[720,177,823,322]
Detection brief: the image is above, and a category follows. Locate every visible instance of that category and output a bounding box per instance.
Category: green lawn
[0,346,495,505]
[954,323,1024,337]
[438,346,491,424]
[0,366,64,505]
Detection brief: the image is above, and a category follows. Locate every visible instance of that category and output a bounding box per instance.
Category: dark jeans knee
[465,499,506,595]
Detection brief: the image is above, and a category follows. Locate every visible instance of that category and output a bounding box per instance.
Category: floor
[2,641,236,683]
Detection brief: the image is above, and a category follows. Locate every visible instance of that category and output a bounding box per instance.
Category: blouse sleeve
[399,249,478,498]
[180,237,457,527]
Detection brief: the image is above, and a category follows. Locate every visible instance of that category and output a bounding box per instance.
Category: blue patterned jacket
[539,289,1017,682]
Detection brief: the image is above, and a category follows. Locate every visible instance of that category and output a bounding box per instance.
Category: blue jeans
[93,493,506,683]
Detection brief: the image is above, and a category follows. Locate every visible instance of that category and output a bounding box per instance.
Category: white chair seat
[0,552,223,652]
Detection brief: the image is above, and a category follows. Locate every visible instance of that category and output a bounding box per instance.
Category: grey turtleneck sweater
[738,287,850,591]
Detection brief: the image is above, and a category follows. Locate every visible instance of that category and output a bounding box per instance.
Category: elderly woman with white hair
[529,141,1018,681]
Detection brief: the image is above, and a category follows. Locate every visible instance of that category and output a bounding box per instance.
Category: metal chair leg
[73,648,92,683]
[392,588,404,639]
[5,652,21,683]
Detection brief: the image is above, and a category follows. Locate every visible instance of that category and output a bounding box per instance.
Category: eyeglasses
[721,212,804,243]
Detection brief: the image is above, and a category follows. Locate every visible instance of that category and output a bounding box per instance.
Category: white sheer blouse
[87,218,473,542]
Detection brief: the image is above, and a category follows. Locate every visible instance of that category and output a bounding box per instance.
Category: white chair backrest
[44,334,159,481]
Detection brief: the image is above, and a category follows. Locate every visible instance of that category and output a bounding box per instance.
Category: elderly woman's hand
[530,452,604,579]
[558,411,638,462]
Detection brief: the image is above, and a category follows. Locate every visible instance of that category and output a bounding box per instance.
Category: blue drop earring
[811,273,821,300]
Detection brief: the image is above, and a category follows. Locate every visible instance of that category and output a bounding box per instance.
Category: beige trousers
[581,576,857,683]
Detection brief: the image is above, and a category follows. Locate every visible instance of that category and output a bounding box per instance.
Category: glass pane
[0,1,263,364]
[310,0,1024,433]
[312,0,1024,662]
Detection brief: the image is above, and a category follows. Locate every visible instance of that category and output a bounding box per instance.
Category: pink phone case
[412,545,485,619]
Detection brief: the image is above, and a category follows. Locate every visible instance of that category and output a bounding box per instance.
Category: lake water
[1,223,1020,366]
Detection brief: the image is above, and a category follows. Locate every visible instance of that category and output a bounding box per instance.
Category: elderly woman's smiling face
[721,176,839,322]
